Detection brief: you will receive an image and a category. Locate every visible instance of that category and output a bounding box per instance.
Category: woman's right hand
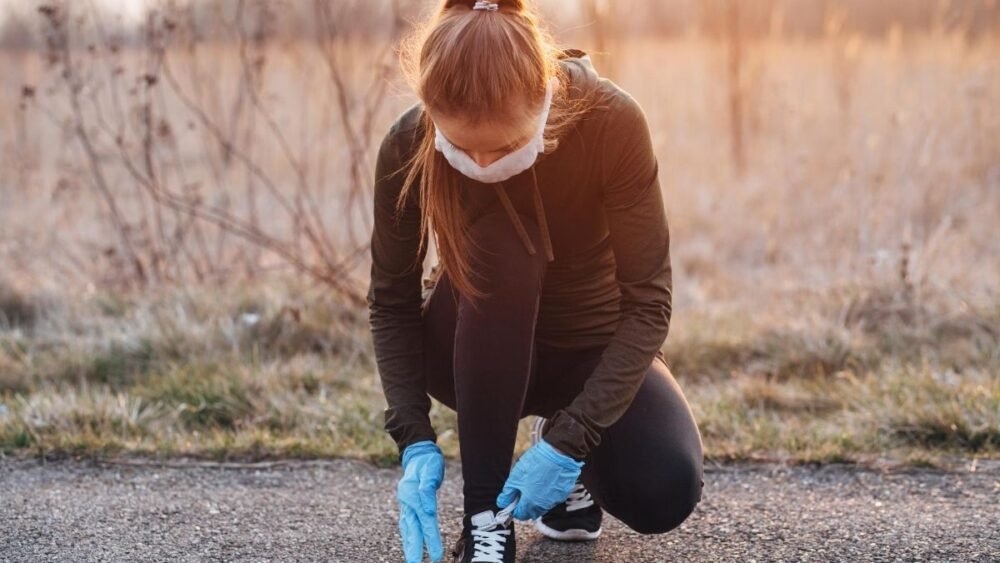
[397,440,446,562]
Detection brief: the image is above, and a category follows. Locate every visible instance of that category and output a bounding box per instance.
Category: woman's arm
[367,118,437,461]
[542,93,673,461]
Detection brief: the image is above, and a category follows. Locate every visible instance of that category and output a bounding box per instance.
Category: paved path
[1,457,998,562]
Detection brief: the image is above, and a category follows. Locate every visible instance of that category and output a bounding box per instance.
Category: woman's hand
[397,440,446,563]
[496,438,584,521]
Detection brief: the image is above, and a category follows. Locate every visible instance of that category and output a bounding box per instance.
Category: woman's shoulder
[389,101,426,136]
[379,102,427,164]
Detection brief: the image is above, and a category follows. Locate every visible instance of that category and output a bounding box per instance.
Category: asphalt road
[1,456,997,562]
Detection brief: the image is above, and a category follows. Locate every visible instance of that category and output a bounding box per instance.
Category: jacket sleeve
[542,94,673,461]
[366,122,437,462]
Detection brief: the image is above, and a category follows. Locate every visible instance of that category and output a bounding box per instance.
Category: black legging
[421,211,704,535]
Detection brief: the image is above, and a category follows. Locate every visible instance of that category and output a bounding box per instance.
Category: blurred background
[0,1,997,467]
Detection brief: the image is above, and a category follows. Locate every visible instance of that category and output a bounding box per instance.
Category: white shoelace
[471,527,511,563]
[466,497,517,562]
[565,482,595,512]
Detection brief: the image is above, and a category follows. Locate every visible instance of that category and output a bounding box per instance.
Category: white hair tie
[473,1,499,11]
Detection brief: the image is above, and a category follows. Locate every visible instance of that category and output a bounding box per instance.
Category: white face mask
[433,77,556,184]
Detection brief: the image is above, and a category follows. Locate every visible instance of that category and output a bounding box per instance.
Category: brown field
[1,21,997,466]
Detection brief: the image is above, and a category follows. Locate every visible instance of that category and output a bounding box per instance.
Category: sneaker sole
[534,517,602,541]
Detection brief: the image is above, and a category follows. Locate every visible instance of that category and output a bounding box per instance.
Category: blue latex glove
[397,440,445,563]
[496,438,585,521]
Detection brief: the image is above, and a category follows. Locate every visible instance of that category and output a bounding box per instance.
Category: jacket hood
[557,48,602,100]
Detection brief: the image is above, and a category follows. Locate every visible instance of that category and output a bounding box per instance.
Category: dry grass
[665,286,1000,381]
[687,359,999,464]
[1,30,997,467]
[0,280,403,465]
[0,280,996,468]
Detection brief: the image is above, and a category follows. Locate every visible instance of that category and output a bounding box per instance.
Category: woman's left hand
[496,438,585,521]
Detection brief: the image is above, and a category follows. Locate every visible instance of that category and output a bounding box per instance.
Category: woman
[367,1,705,561]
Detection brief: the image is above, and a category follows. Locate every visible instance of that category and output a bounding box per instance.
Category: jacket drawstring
[529,167,555,262]
[492,168,555,263]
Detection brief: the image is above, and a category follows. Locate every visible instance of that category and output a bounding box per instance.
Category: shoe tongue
[470,509,497,529]
[464,503,512,533]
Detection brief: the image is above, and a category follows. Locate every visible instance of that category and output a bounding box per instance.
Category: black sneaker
[530,416,603,541]
[451,504,517,563]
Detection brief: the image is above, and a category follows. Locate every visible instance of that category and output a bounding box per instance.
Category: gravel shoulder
[1,456,998,562]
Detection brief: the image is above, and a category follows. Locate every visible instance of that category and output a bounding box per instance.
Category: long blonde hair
[396,0,600,304]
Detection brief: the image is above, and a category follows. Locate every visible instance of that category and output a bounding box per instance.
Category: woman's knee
[624,453,704,535]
